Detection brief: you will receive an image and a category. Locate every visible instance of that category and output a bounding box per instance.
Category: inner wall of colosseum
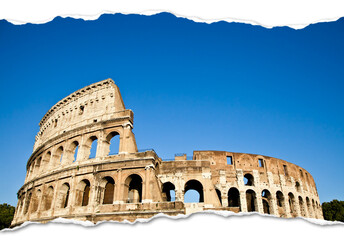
[11,79,323,226]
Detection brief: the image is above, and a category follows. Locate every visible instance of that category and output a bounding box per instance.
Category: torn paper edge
[2,210,343,232]
[2,10,343,30]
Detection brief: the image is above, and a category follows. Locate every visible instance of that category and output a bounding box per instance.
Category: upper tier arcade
[33,79,130,152]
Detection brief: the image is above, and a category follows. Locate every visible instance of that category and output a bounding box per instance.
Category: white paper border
[1,0,344,239]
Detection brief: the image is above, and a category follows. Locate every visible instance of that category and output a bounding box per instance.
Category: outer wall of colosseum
[11,79,323,227]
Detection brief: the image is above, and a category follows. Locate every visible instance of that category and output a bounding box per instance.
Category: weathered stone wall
[11,79,323,227]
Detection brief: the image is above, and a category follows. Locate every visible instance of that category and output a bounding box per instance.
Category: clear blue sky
[0,13,343,206]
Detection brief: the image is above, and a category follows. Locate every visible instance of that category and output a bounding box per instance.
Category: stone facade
[11,79,323,226]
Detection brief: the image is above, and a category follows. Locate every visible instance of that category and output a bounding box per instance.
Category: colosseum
[11,78,323,226]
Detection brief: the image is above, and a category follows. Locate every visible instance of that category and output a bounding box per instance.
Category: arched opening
[42,151,51,171]
[87,136,98,159]
[23,192,32,215]
[125,174,143,203]
[76,180,91,206]
[295,182,301,192]
[30,189,41,213]
[55,146,64,165]
[44,186,54,210]
[306,197,312,217]
[82,180,91,206]
[299,196,306,217]
[262,189,272,214]
[57,183,70,208]
[106,131,120,155]
[244,173,254,186]
[27,163,34,179]
[184,180,204,203]
[34,157,41,174]
[276,191,286,217]
[312,199,317,218]
[228,187,240,210]
[102,177,115,204]
[70,141,79,163]
[17,196,24,217]
[162,182,176,202]
[216,189,222,206]
[246,189,257,212]
[288,192,297,217]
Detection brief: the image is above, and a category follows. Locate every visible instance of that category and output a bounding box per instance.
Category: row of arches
[243,173,306,194]
[26,132,121,181]
[161,180,321,219]
[18,174,144,217]
[16,176,321,221]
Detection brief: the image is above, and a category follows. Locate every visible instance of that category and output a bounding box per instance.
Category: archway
[57,183,70,208]
[298,196,306,217]
[184,180,204,203]
[30,189,41,213]
[106,131,120,155]
[42,151,51,171]
[86,136,98,159]
[125,174,142,203]
[312,199,317,218]
[70,141,79,163]
[262,189,272,214]
[76,180,91,206]
[102,177,115,204]
[34,157,41,174]
[23,192,32,215]
[306,197,313,217]
[44,186,54,210]
[216,189,222,206]
[246,189,257,212]
[276,191,286,217]
[228,187,240,209]
[56,146,64,164]
[244,173,254,186]
[295,182,301,192]
[162,182,176,202]
[288,192,297,217]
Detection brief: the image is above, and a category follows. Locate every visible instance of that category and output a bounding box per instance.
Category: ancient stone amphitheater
[11,79,323,226]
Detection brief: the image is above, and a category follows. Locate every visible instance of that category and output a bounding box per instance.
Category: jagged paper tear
[1,0,344,29]
[1,211,344,239]
[1,1,344,239]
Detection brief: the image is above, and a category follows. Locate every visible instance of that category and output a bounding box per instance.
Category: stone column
[142,165,153,203]
[239,190,248,212]
[222,192,228,207]
[270,196,278,216]
[63,149,74,165]
[284,195,291,218]
[294,197,301,217]
[308,202,314,218]
[89,174,98,209]
[202,172,212,205]
[114,169,124,204]
[256,192,264,214]
[50,181,59,217]
[119,123,136,154]
[77,135,87,162]
[237,169,244,188]
[304,201,309,218]
[68,174,78,215]
[96,131,107,158]
[174,173,184,202]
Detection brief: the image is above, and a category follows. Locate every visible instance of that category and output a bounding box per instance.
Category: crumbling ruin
[11,79,323,226]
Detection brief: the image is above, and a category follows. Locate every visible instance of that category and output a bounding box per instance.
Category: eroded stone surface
[11,79,323,226]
